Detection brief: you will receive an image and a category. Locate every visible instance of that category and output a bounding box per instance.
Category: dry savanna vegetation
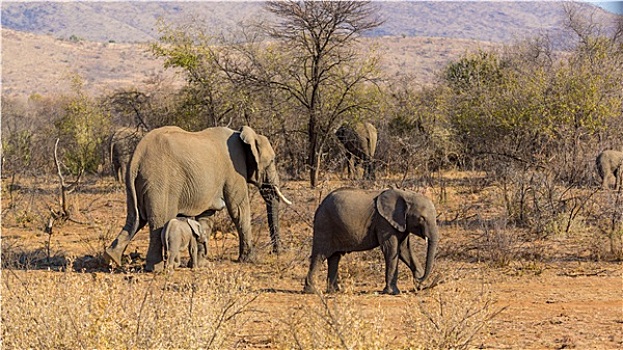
[1,174,622,349]
[2,2,622,349]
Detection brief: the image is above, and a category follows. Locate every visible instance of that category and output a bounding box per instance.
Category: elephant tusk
[275,187,292,206]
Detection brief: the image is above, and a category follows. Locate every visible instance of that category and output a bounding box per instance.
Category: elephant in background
[335,121,378,180]
[596,149,623,190]
[104,126,291,272]
[303,188,439,295]
[109,127,146,182]
[161,217,206,270]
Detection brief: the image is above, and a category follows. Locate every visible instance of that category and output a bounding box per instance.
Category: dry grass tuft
[276,292,396,349]
[406,278,507,350]
[1,268,259,349]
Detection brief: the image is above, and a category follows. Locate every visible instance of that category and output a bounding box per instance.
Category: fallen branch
[558,269,610,278]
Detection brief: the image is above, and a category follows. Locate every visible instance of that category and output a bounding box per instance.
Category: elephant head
[376,189,439,284]
[240,126,291,253]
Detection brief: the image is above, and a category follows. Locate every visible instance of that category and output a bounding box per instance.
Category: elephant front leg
[346,154,356,180]
[194,214,215,268]
[381,237,401,295]
[225,189,255,262]
[145,227,165,272]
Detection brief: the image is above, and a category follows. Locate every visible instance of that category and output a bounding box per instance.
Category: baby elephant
[304,188,439,295]
[596,150,623,190]
[161,217,206,270]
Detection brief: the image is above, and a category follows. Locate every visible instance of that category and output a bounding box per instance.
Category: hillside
[1,1,618,99]
[2,1,616,44]
[1,28,498,98]
[1,29,179,98]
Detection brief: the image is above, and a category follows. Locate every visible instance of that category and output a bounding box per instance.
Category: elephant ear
[240,126,275,184]
[376,189,409,232]
[187,219,203,238]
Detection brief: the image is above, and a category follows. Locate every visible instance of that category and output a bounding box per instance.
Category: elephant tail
[161,222,170,259]
[124,156,141,235]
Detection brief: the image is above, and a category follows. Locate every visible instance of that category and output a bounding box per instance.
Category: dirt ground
[1,176,622,349]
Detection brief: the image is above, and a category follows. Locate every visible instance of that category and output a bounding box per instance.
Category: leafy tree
[436,3,622,190]
[222,1,384,187]
[151,20,242,130]
[53,76,111,175]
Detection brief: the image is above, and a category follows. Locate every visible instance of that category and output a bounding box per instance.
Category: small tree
[53,75,111,175]
[222,1,384,187]
[151,20,242,130]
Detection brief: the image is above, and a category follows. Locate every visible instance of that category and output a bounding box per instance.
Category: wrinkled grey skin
[596,150,623,190]
[162,217,206,270]
[303,188,439,295]
[104,126,291,272]
[335,121,378,180]
[109,127,146,183]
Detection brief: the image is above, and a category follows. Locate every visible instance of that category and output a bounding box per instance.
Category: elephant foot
[104,247,123,267]
[382,286,401,295]
[271,245,281,255]
[145,261,165,273]
[302,284,316,294]
[326,283,340,294]
[189,258,210,269]
[237,251,258,264]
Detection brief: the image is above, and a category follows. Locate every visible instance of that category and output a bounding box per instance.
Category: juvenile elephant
[104,126,291,272]
[109,126,146,182]
[303,188,439,295]
[335,121,378,180]
[596,150,623,190]
[162,217,206,269]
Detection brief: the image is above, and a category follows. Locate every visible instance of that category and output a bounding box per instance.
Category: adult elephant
[109,126,146,183]
[303,187,439,295]
[335,121,378,180]
[596,149,623,190]
[104,126,291,272]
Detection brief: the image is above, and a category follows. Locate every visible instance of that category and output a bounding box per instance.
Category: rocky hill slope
[1,1,618,98]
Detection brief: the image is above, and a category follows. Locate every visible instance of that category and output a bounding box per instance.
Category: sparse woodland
[2,2,622,349]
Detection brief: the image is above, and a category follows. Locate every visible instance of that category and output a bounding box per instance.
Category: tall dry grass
[1,268,259,349]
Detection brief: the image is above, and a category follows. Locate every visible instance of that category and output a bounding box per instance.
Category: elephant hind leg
[326,253,342,293]
[303,253,324,294]
[145,206,177,272]
[105,217,148,266]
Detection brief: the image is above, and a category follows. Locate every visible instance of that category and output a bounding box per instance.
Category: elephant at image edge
[335,121,378,180]
[596,149,623,190]
[109,126,146,183]
[161,217,206,270]
[104,126,291,272]
[304,187,439,295]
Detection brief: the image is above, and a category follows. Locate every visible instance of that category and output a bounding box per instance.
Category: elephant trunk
[418,228,439,283]
[261,185,284,254]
